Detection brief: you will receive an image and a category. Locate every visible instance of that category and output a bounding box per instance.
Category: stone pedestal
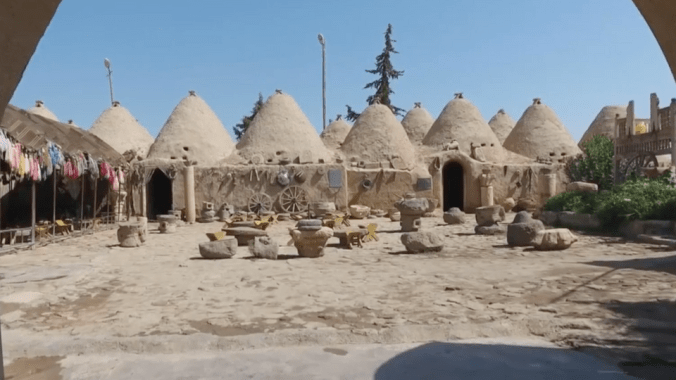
[117,222,145,247]
[394,196,429,232]
[199,201,217,223]
[157,214,178,234]
[184,165,196,224]
[289,227,333,258]
[480,186,494,207]
[400,215,422,232]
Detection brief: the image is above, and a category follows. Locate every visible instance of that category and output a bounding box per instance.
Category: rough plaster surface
[320,119,351,152]
[578,105,627,147]
[234,93,332,164]
[27,102,59,122]
[89,103,155,157]
[488,109,516,145]
[422,98,505,163]
[401,106,434,144]
[147,92,235,166]
[341,104,417,170]
[346,169,433,211]
[503,103,582,160]
[0,0,62,122]
[171,164,348,213]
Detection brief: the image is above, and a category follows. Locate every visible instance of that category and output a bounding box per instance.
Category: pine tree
[233,93,264,141]
[346,24,405,121]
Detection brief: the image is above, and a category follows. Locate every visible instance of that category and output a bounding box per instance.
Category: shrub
[596,171,676,229]
[544,170,676,231]
[568,135,614,191]
[543,191,598,214]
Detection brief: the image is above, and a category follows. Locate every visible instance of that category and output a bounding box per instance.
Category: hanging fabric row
[0,128,122,184]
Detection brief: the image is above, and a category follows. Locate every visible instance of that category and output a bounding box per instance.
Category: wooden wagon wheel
[248,193,273,214]
[620,152,658,182]
[279,186,309,213]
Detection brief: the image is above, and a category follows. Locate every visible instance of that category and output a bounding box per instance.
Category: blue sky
[10,0,676,142]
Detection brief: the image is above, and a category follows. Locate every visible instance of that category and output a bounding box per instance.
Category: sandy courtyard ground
[1,213,675,378]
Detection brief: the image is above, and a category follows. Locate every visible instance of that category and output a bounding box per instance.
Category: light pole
[104,58,115,106]
[317,34,326,131]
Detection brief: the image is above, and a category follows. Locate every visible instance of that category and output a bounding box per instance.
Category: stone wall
[346,168,434,211]
[172,164,347,213]
[423,151,570,213]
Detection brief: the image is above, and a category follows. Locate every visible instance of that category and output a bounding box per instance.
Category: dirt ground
[1,213,676,378]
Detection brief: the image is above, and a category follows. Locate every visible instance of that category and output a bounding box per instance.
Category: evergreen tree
[346,24,405,121]
[233,93,264,141]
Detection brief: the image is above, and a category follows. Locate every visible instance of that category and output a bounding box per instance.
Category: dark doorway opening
[442,161,464,211]
[147,170,172,220]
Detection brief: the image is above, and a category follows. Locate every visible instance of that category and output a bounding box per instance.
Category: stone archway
[442,161,464,211]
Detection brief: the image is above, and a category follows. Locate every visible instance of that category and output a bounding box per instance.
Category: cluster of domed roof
[26,90,585,168]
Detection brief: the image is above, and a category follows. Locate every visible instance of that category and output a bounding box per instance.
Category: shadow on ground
[373,341,634,379]
[560,254,676,379]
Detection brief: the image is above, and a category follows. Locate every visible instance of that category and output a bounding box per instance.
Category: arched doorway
[442,161,464,211]
[147,170,173,219]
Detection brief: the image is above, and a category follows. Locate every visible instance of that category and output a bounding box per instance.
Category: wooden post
[80,174,85,233]
[52,170,56,236]
[93,178,97,232]
[31,180,36,249]
[106,177,111,226]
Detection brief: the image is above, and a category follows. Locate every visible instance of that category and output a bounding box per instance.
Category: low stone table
[117,222,146,247]
[225,221,257,229]
[333,229,367,249]
[223,227,269,246]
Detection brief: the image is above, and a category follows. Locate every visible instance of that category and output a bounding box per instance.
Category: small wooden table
[333,229,367,249]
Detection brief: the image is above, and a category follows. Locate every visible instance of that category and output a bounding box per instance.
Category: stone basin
[349,205,370,219]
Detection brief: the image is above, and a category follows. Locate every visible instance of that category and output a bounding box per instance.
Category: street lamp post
[317,34,326,131]
[104,58,115,106]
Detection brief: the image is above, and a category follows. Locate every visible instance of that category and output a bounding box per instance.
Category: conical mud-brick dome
[89,101,155,157]
[488,109,516,144]
[422,94,504,162]
[401,103,434,144]
[148,91,235,165]
[341,103,417,170]
[236,91,332,164]
[320,114,351,151]
[578,105,627,147]
[503,98,582,160]
[27,100,58,122]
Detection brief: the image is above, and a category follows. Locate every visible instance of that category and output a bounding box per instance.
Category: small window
[481,143,486,147]
[170,156,177,159]
[183,147,189,151]
[549,152,555,157]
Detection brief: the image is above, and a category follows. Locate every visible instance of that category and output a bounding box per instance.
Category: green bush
[568,135,614,191]
[543,191,599,214]
[544,170,676,231]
